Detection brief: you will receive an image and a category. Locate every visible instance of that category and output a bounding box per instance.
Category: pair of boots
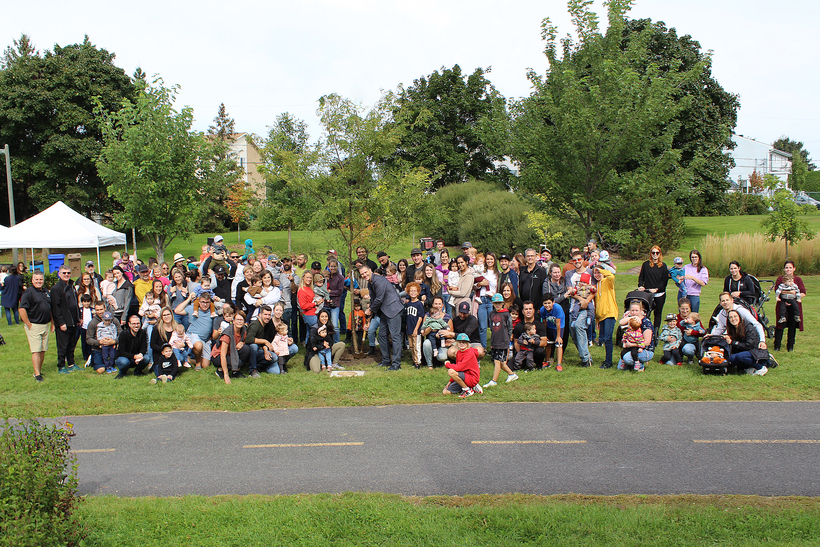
[701,347,725,365]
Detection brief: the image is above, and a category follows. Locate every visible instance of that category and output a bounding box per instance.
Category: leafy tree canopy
[0,34,135,224]
[388,64,509,189]
[773,136,815,171]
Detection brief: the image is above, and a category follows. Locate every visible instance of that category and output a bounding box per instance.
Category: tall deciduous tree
[773,137,815,171]
[95,78,221,261]
[256,112,314,251]
[0,35,135,224]
[388,65,509,189]
[510,0,697,254]
[301,93,432,269]
[620,18,739,216]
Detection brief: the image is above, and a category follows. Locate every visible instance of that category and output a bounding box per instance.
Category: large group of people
[0,235,805,386]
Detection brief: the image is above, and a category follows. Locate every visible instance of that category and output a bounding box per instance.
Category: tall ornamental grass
[700,232,820,277]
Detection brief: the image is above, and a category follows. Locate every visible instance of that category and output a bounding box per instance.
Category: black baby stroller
[747,275,776,339]
[615,290,654,345]
[698,334,732,375]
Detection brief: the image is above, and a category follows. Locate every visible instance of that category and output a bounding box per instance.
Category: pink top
[683,264,709,296]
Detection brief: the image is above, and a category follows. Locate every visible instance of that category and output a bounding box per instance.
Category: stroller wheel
[767,325,776,339]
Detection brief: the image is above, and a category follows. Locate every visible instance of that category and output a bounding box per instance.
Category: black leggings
[651,294,666,333]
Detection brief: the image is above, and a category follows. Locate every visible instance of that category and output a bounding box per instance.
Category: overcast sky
[3,0,818,156]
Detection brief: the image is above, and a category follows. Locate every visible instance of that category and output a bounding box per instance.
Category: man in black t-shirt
[512,301,548,369]
[447,301,485,361]
[19,271,53,381]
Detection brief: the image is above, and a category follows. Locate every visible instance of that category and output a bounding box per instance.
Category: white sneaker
[473,383,483,394]
[483,380,497,388]
[84,356,92,368]
[745,368,755,375]
[505,373,519,383]
[753,366,768,376]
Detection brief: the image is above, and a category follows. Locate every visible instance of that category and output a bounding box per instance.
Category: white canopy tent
[0,201,127,268]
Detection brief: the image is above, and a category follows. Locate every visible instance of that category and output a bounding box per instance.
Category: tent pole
[96,245,101,271]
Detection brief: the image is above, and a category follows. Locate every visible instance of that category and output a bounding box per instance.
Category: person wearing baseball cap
[446,300,484,361]
[461,241,471,250]
[670,256,686,304]
[80,259,103,289]
[406,248,425,284]
[498,253,519,298]
[442,332,482,398]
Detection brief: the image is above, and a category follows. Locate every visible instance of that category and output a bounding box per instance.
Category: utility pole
[1,144,17,265]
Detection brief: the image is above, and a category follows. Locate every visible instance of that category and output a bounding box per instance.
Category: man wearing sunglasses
[51,266,81,373]
[518,248,547,307]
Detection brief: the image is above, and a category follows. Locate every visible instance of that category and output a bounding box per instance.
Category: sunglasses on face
[651,252,660,255]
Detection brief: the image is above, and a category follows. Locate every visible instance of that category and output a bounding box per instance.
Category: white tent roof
[0,201,126,249]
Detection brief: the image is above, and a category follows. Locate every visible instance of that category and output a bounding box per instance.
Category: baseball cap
[599,250,610,261]
[458,302,471,314]
[456,333,470,342]
[268,254,279,263]
[376,251,388,258]
[491,293,504,302]
[665,313,677,322]
[461,241,471,249]
[214,235,224,243]
[85,260,95,267]
[138,264,149,273]
[541,248,552,255]
[102,311,113,320]
[311,261,322,270]
[282,255,292,261]
[173,253,185,264]
[499,254,511,261]
[674,256,683,264]
[588,239,596,245]
[411,248,423,255]
[161,343,172,351]
[213,265,227,274]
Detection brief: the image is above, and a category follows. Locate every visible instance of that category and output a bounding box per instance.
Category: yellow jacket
[594,268,618,322]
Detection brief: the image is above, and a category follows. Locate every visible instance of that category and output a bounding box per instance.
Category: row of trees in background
[3,1,813,260]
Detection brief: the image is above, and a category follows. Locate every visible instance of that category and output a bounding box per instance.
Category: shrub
[20,272,60,290]
[726,192,768,215]
[0,420,85,546]
[458,192,540,254]
[605,200,686,259]
[426,180,507,245]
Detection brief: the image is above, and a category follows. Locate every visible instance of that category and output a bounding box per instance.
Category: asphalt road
[68,401,820,497]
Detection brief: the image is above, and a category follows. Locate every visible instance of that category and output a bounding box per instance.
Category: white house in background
[225,133,265,200]
[726,135,792,194]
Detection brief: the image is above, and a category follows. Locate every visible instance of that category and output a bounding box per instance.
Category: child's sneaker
[192,310,199,317]
[778,317,787,323]
[556,364,563,372]
[210,312,217,318]
[483,380,497,388]
[105,366,117,374]
[161,375,169,384]
[149,378,157,385]
[505,373,519,383]
[633,361,642,372]
[459,388,474,398]
[84,356,92,368]
[183,362,192,368]
[473,383,483,394]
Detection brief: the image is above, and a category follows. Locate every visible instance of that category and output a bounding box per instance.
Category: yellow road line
[694,440,820,444]
[243,442,364,448]
[73,448,116,453]
[472,440,587,445]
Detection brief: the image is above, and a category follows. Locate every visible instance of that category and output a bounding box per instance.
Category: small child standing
[150,343,179,384]
[483,293,518,387]
[405,282,425,368]
[169,323,193,368]
[621,317,646,371]
[312,273,331,310]
[514,323,541,372]
[96,311,119,372]
[443,333,482,398]
[271,323,292,374]
[446,260,460,309]
[659,314,683,366]
[79,294,94,365]
[348,300,367,347]
[776,274,802,323]
[540,294,565,371]
[669,257,687,304]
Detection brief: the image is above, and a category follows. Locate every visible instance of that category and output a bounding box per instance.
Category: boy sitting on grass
[151,343,179,384]
[442,333,482,399]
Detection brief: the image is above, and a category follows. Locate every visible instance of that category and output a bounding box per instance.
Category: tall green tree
[203,103,242,231]
[510,0,697,253]
[256,112,314,251]
[620,18,739,216]
[789,153,808,193]
[773,136,815,171]
[300,93,432,268]
[95,78,223,261]
[0,35,135,224]
[761,185,815,258]
[389,64,509,189]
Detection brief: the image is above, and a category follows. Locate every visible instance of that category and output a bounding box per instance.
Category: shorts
[188,333,212,359]
[490,348,508,362]
[445,371,467,394]
[25,322,50,353]
[545,329,562,347]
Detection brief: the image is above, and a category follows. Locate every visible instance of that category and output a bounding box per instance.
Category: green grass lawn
[76,493,820,546]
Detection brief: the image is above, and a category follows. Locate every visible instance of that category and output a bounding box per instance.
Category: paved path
[69,401,820,497]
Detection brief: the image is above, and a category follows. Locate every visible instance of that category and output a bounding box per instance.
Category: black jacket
[117,327,148,361]
[519,265,547,305]
[50,279,79,329]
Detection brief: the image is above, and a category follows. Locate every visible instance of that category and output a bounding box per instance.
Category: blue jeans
[618,348,655,370]
[422,337,449,365]
[368,315,381,347]
[115,355,147,375]
[682,343,697,361]
[598,317,615,366]
[318,348,332,366]
[174,312,190,330]
[173,348,190,365]
[329,306,340,343]
[303,314,318,345]
[4,306,19,325]
[477,295,493,349]
[688,295,701,313]
[90,349,105,371]
[570,309,591,363]
[728,350,765,371]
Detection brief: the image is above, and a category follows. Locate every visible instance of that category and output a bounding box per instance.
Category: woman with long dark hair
[682,249,708,312]
[722,261,756,306]
[724,309,768,376]
[476,252,499,349]
[773,260,806,352]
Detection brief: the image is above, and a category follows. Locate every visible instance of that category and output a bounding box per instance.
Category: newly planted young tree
[95,78,222,261]
[761,184,815,259]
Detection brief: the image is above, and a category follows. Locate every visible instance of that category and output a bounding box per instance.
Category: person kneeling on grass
[483,293,518,387]
[150,343,179,385]
[443,333,482,399]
